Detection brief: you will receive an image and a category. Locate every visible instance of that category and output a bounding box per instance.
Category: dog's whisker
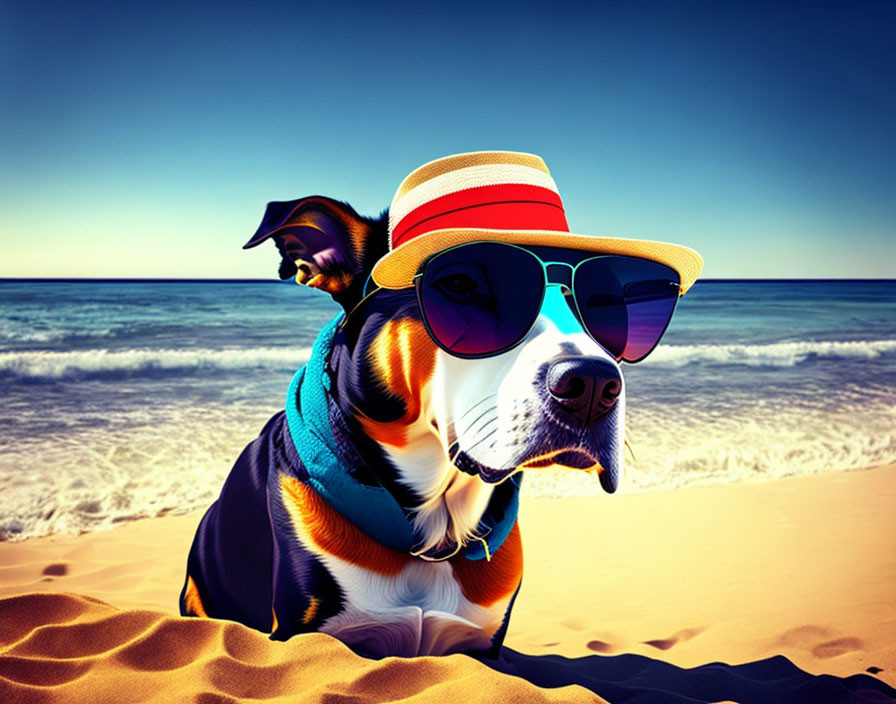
[456,394,497,423]
[465,428,497,454]
[458,405,498,437]
[462,415,498,446]
[469,414,497,434]
[624,437,637,462]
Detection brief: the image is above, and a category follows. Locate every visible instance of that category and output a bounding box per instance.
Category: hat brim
[371,229,704,294]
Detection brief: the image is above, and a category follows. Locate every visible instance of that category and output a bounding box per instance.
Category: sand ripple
[0,593,602,704]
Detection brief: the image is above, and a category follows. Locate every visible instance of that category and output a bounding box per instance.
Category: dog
[180,152,702,659]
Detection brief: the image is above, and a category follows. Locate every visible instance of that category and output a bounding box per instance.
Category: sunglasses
[412,241,681,362]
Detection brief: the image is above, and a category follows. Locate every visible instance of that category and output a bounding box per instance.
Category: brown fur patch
[449,522,523,607]
[302,269,353,296]
[183,575,208,618]
[359,318,437,448]
[302,596,320,625]
[280,474,409,576]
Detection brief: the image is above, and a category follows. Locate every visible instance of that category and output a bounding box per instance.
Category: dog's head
[247,198,625,559]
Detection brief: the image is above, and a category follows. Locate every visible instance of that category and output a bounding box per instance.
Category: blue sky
[1,0,894,279]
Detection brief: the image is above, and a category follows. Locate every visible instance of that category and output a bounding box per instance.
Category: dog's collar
[284,314,519,561]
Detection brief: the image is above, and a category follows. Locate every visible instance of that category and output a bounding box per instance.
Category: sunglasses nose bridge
[544,262,573,287]
[538,283,583,337]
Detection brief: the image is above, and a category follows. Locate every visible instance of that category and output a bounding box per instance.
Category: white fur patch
[317,554,508,657]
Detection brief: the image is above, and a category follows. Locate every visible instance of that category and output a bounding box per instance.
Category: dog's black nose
[546,357,622,425]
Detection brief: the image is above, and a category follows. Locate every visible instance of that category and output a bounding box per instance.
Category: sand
[1,465,894,703]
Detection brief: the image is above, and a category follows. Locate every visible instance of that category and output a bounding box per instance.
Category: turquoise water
[1,279,894,539]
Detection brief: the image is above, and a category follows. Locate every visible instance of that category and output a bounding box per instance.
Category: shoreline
[3,460,891,544]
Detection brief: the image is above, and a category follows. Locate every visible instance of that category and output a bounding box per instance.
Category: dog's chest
[277,474,520,657]
[317,556,507,658]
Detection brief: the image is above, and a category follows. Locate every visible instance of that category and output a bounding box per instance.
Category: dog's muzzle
[449,350,624,493]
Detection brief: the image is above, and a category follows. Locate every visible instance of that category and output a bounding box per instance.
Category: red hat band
[391,183,570,249]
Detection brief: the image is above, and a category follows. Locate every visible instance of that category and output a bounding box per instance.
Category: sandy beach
[2,464,894,703]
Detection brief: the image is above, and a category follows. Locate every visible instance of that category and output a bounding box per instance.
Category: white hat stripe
[389,163,559,235]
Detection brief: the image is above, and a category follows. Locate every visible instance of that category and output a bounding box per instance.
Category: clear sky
[1,0,894,279]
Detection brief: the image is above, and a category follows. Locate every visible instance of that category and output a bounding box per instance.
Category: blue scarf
[284,315,519,561]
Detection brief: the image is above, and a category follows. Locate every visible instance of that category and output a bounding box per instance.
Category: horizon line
[1,277,895,284]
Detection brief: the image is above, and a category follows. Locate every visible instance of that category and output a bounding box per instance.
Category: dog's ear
[244,196,389,311]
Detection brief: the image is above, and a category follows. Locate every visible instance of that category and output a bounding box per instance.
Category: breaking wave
[0,347,313,380]
[3,339,894,381]
[643,339,896,367]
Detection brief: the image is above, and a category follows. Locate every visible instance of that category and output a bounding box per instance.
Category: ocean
[1,279,894,541]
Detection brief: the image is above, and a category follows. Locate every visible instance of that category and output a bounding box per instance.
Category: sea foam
[0,347,313,380]
[642,339,896,367]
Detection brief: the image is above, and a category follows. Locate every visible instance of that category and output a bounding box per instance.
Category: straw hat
[371,151,703,293]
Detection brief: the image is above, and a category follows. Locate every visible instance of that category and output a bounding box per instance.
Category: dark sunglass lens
[574,257,680,362]
[418,243,544,357]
